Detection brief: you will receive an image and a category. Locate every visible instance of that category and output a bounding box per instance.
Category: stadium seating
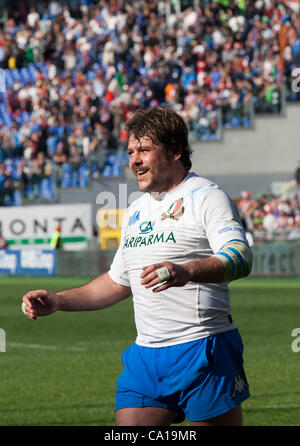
[0,0,299,207]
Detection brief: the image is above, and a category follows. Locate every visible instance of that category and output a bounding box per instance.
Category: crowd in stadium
[0,0,300,210]
[236,185,300,242]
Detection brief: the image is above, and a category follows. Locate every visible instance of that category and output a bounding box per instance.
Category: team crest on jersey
[161,198,184,221]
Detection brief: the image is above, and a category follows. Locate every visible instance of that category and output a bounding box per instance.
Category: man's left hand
[140,262,191,293]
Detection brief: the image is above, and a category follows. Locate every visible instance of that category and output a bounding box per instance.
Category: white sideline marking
[7,342,86,352]
[258,404,300,410]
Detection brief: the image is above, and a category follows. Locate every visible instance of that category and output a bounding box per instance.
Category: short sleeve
[108,211,131,288]
[108,243,131,288]
[195,187,248,253]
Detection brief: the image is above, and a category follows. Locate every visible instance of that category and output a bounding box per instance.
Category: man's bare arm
[140,257,226,293]
[22,273,131,320]
[140,241,253,292]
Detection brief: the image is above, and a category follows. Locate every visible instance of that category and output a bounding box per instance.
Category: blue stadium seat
[13,190,22,206]
[242,117,251,128]
[61,164,72,187]
[3,194,13,206]
[71,170,79,187]
[63,162,72,173]
[102,165,113,177]
[61,173,72,188]
[112,163,122,177]
[231,117,242,128]
[40,178,55,200]
[78,164,89,187]
[11,69,21,81]
[106,154,117,164]
[25,184,33,199]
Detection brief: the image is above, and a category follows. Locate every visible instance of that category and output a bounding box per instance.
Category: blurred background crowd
[0,0,300,242]
[235,183,300,245]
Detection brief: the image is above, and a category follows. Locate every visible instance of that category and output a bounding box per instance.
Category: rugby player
[22,106,253,426]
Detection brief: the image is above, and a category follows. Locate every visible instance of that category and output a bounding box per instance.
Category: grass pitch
[1,276,300,426]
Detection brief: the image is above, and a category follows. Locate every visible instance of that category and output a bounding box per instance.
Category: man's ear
[173,147,182,162]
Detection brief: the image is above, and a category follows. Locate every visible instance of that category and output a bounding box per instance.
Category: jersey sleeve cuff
[108,269,131,288]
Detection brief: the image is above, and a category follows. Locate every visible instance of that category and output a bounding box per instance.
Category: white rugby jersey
[109,172,248,347]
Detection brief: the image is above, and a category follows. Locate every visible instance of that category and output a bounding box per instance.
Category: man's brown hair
[125,106,192,171]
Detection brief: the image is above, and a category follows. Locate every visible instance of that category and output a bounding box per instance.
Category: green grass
[0,276,300,426]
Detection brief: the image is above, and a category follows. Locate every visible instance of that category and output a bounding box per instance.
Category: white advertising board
[0,203,92,251]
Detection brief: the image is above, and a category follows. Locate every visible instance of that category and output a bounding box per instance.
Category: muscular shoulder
[182,173,220,197]
[183,174,233,213]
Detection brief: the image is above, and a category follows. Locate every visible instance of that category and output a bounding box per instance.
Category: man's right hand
[22,290,58,320]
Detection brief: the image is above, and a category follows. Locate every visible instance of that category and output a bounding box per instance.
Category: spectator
[53,141,67,186]
[0,231,7,249]
[295,160,300,188]
[50,225,63,250]
[292,31,300,67]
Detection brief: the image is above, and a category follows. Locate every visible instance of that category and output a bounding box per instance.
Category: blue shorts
[115,328,249,423]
